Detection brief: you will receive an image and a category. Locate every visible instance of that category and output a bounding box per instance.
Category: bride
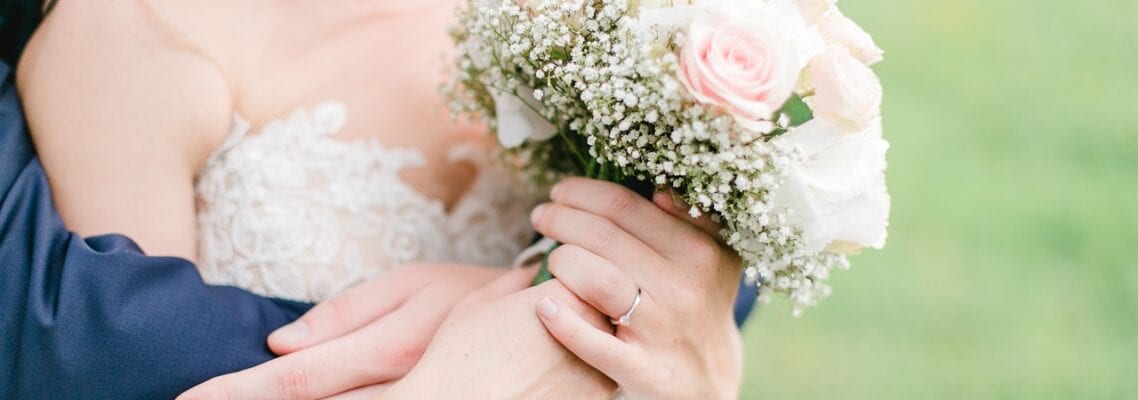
[18,0,746,398]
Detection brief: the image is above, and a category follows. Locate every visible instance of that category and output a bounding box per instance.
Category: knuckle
[318,295,356,327]
[596,351,625,372]
[687,237,723,269]
[545,245,577,276]
[585,222,619,253]
[591,272,626,311]
[672,288,705,313]
[391,341,428,372]
[369,340,423,378]
[274,368,311,400]
[558,319,584,344]
[604,189,639,217]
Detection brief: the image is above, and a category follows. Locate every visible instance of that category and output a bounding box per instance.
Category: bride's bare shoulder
[18,0,234,154]
[16,0,236,260]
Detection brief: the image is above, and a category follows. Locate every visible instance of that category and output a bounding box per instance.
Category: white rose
[772,118,890,254]
[805,45,883,132]
[792,0,837,24]
[766,0,828,66]
[818,8,884,65]
[491,87,557,148]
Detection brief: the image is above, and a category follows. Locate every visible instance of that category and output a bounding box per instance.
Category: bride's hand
[178,263,507,400]
[380,268,618,399]
[530,178,745,400]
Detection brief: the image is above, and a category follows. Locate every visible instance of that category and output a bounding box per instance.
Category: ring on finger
[610,288,642,327]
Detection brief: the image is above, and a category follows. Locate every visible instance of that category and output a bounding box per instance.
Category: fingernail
[671,194,688,210]
[655,191,669,209]
[550,182,563,201]
[530,204,549,225]
[269,320,309,345]
[538,298,559,320]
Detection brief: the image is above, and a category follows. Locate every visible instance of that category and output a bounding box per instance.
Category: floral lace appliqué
[194,102,537,302]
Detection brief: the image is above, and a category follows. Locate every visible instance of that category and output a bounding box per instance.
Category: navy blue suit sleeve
[0,62,311,399]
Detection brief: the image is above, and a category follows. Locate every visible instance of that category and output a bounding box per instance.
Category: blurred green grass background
[740,0,1138,398]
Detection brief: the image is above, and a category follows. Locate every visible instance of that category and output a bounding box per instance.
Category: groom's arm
[0,61,311,399]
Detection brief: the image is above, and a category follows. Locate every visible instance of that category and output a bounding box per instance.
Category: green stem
[530,242,562,285]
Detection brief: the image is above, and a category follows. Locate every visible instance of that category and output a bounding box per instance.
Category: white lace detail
[194,101,538,302]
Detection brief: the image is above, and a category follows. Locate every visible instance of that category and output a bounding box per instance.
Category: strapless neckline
[219,101,456,217]
[193,101,539,301]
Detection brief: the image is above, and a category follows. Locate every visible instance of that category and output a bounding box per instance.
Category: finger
[532,279,613,331]
[652,192,722,237]
[546,244,641,322]
[549,178,709,258]
[530,202,662,268]
[536,297,647,385]
[323,383,392,400]
[269,272,420,355]
[181,301,434,400]
[464,266,539,304]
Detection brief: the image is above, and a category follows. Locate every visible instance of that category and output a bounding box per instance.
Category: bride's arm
[17,0,231,261]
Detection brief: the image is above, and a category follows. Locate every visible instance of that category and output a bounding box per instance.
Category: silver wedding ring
[610,288,642,326]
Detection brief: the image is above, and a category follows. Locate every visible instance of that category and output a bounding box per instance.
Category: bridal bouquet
[447,0,890,312]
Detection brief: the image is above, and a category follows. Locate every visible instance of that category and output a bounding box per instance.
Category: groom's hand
[177,264,506,400]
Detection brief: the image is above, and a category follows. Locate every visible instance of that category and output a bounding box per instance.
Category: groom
[0,3,755,398]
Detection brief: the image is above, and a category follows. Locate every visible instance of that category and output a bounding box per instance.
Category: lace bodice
[194,102,538,302]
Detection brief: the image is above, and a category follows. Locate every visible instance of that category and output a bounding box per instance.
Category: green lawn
[740,1,1138,398]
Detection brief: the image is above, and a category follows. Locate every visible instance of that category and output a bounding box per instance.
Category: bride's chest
[192,102,539,301]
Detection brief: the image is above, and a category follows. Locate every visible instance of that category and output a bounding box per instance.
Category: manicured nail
[538,298,559,320]
[530,204,549,225]
[269,320,309,345]
[550,182,563,200]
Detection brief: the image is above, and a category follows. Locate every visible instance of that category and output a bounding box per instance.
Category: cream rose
[772,118,890,254]
[677,8,800,132]
[805,45,883,132]
[793,0,837,24]
[492,87,557,148]
[818,8,884,65]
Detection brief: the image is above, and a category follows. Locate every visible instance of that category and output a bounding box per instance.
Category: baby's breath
[448,0,849,312]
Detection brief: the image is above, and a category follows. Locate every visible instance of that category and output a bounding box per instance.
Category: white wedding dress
[193,101,538,302]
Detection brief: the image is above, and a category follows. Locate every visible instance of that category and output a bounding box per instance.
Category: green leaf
[766,94,815,138]
[780,94,814,127]
[530,242,561,286]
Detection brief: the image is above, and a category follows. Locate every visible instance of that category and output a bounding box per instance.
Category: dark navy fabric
[0,61,312,399]
[0,0,42,66]
[734,276,759,328]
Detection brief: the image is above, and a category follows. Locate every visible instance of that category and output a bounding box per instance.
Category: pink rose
[678,9,800,132]
[818,8,884,65]
[805,45,882,132]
